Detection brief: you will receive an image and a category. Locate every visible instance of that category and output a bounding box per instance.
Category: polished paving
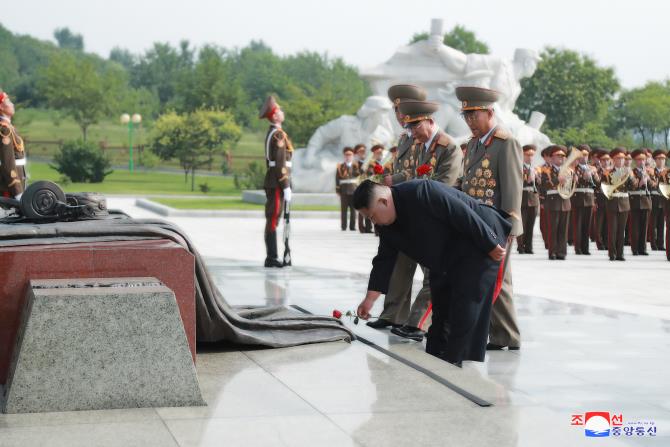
[1,199,668,446]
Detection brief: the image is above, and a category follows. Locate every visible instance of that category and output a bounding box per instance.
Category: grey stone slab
[3,278,204,414]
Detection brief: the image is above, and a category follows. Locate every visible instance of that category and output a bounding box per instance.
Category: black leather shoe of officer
[526,250,534,254]
[641,251,649,256]
[609,255,616,261]
[391,325,425,341]
[583,251,591,255]
[487,343,520,351]
[556,255,566,260]
[616,256,626,261]
[366,318,396,329]
[264,258,284,268]
[548,254,557,260]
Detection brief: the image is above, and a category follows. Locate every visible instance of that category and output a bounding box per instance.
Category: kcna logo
[571,412,622,437]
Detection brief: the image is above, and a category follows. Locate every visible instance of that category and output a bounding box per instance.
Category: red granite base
[0,239,195,385]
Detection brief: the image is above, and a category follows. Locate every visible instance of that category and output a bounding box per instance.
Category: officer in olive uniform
[456,86,523,351]
[603,148,634,261]
[628,149,652,256]
[538,147,550,249]
[336,147,361,231]
[259,95,293,268]
[0,91,26,200]
[367,84,428,331]
[517,144,539,254]
[649,150,668,250]
[571,144,598,255]
[538,145,572,260]
[594,150,611,250]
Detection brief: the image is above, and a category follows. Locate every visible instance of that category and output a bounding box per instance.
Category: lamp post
[120,113,142,172]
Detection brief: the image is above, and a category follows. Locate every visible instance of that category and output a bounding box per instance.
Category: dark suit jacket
[368,180,511,294]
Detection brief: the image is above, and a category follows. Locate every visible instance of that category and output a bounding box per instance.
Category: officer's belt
[523,186,536,192]
[573,188,594,194]
[651,191,661,196]
[268,161,292,167]
[545,190,559,195]
[612,192,628,198]
[628,190,648,196]
[339,179,358,184]
[0,158,26,166]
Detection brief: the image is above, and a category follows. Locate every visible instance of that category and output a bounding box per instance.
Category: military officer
[538,145,572,260]
[336,147,361,231]
[661,158,670,261]
[649,150,667,251]
[517,144,539,254]
[603,148,634,261]
[0,91,26,200]
[456,86,523,351]
[538,146,551,249]
[259,95,293,268]
[571,144,598,255]
[628,149,652,256]
[367,84,428,331]
[594,150,611,250]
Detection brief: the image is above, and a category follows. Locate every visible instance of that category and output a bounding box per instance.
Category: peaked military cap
[397,100,439,124]
[387,84,427,106]
[630,149,647,160]
[652,149,668,159]
[259,95,279,120]
[610,148,626,159]
[548,145,566,157]
[342,146,354,154]
[522,144,537,153]
[455,86,499,111]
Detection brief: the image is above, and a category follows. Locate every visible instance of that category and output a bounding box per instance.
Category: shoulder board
[336,163,342,169]
[272,129,285,139]
[0,122,10,137]
[493,128,510,140]
[436,132,453,147]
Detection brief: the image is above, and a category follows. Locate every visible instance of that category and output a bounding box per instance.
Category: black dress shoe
[526,250,534,254]
[264,258,284,268]
[391,325,425,341]
[366,318,396,329]
[616,256,626,261]
[486,343,505,350]
[641,252,649,256]
[609,255,616,261]
[556,255,566,260]
[583,251,591,255]
[549,254,557,260]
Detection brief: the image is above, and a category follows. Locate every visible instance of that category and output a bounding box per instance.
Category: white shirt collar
[424,126,440,150]
[479,126,496,144]
[0,115,10,123]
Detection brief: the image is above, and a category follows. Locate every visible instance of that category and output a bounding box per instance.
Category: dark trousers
[649,201,665,249]
[264,188,284,260]
[572,206,593,254]
[539,206,548,249]
[358,213,372,233]
[425,254,499,364]
[666,206,670,261]
[517,206,537,253]
[546,209,569,258]
[340,194,356,230]
[630,209,649,255]
[595,206,608,249]
[606,209,629,259]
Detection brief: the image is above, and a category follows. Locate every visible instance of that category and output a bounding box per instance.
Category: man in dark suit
[353,179,510,366]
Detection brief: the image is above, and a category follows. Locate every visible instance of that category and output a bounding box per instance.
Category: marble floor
[1,199,669,446]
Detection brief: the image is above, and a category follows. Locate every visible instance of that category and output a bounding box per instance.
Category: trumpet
[557,146,582,199]
[601,167,631,200]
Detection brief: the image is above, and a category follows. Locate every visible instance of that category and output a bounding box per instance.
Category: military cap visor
[610,148,626,159]
[259,95,279,120]
[387,84,427,105]
[455,86,499,111]
[398,100,439,123]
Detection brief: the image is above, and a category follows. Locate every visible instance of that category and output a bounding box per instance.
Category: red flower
[332,309,343,319]
[373,163,384,175]
[416,164,432,177]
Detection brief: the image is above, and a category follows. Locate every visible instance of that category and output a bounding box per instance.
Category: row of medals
[464,158,496,206]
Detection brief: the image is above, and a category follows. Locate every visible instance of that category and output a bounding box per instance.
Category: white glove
[283,187,292,203]
[15,193,22,201]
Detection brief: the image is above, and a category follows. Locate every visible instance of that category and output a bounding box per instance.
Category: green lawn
[153,198,338,212]
[28,162,240,196]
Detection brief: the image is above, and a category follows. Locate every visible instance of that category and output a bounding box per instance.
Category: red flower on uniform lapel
[373,163,384,175]
[416,164,432,177]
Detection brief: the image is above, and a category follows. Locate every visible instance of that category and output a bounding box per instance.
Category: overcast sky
[2,0,667,89]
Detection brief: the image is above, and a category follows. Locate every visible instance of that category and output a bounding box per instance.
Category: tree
[515,48,620,131]
[40,52,125,140]
[53,27,83,51]
[150,109,241,190]
[615,82,670,147]
[410,25,489,54]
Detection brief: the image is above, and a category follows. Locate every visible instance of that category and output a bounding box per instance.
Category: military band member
[661,161,670,261]
[594,150,611,250]
[538,146,551,249]
[259,95,293,268]
[354,144,366,164]
[368,84,428,331]
[603,148,634,261]
[0,91,26,200]
[517,144,539,254]
[649,150,667,251]
[538,145,571,260]
[336,147,361,231]
[571,144,598,255]
[629,149,652,255]
[456,86,523,351]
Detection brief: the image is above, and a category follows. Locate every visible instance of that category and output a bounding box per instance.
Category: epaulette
[493,128,510,140]
[436,132,452,147]
[272,129,285,140]
[0,122,10,137]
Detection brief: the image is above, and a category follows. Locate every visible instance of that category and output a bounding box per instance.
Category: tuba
[601,167,631,200]
[659,182,670,200]
[557,147,582,199]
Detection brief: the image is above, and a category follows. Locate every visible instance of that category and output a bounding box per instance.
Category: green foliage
[234,161,265,190]
[198,182,211,193]
[53,28,83,51]
[51,139,113,183]
[410,25,489,54]
[614,81,670,147]
[515,48,619,130]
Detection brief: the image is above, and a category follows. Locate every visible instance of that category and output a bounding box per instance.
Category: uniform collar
[479,126,495,145]
[424,126,440,151]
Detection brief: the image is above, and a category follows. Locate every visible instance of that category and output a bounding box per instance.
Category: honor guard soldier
[594,150,611,250]
[456,86,523,351]
[0,91,26,200]
[517,144,539,254]
[629,149,652,255]
[538,146,551,249]
[354,144,366,164]
[571,144,598,255]
[259,96,293,268]
[603,148,634,261]
[649,150,667,251]
[336,147,361,231]
[538,145,571,260]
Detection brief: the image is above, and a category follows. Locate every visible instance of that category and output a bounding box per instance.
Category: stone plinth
[2,278,204,413]
[0,239,195,385]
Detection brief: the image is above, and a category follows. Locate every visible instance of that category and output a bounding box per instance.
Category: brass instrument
[659,183,670,200]
[601,167,631,200]
[557,146,582,199]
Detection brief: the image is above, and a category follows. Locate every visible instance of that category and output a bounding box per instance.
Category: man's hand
[357,291,381,320]
[383,175,393,186]
[283,187,292,202]
[488,244,506,261]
